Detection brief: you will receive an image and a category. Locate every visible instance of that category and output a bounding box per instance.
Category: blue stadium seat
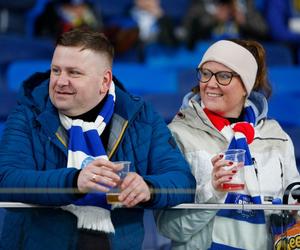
[177,68,197,94]
[145,44,199,68]
[0,35,54,67]
[90,0,132,23]
[262,43,294,66]
[145,41,212,68]
[142,93,182,123]
[6,59,51,92]
[113,62,178,95]
[268,66,300,126]
[161,0,191,23]
[268,66,300,94]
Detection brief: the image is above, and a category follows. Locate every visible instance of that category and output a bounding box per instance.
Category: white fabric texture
[60,82,116,233]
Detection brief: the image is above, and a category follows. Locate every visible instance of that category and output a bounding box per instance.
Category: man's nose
[57,73,69,86]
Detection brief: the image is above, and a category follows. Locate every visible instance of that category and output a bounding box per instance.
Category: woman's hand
[211,154,237,191]
[77,159,122,193]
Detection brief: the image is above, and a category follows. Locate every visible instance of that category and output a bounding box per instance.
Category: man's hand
[118,173,151,207]
[77,159,122,193]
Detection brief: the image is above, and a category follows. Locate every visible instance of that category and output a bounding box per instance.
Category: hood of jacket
[180,90,269,126]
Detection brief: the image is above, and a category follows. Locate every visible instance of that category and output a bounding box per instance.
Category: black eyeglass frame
[196,68,240,86]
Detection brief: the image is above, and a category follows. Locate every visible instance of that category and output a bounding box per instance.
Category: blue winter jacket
[0,72,196,250]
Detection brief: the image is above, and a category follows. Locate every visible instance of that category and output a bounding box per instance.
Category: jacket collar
[21,73,144,157]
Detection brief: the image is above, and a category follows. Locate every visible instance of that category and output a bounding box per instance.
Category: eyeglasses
[196,68,240,86]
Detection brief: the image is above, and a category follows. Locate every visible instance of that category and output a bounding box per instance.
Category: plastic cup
[221,149,246,191]
[106,161,130,204]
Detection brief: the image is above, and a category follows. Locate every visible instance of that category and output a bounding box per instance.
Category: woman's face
[199,61,247,118]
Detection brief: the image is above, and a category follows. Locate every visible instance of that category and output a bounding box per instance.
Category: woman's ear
[100,69,112,94]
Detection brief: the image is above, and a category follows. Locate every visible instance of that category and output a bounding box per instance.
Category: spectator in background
[35,0,102,39]
[0,1,36,35]
[182,0,269,49]
[265,0,300,62]
[129,0,178,46]
[266,0,300,43]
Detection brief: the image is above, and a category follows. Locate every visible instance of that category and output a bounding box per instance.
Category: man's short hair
[56,28,115,66]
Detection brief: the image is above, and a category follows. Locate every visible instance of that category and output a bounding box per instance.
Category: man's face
[49,45,112,116]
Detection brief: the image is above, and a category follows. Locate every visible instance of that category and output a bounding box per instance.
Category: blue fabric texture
[0,72,196,250]
[266,0,300,42]
[61,83,115,212]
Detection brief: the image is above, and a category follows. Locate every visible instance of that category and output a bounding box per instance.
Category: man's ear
[100,69,112,94]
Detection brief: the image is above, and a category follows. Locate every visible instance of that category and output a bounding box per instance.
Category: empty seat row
[2,59,300,125]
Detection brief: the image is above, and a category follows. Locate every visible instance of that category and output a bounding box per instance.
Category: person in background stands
[34,0,102,39]
[0,27,196,250]
[129,0,178,46]
[265,0,300,63]
[182,0,269,49]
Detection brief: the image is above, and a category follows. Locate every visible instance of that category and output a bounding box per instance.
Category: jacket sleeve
[0,105,79,205]
[283,132,300,192]
[141,103,196,208]
[155,208,216,243]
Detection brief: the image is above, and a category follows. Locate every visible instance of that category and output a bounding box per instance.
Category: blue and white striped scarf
[205,104,267,250]
[60,82,116,233]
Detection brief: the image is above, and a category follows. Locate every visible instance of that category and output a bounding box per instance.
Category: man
[0,28,196,250]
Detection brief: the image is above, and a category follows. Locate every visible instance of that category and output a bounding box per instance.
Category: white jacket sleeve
[155,209,216,243]
[282,133,300,202]
[185,151,226,203]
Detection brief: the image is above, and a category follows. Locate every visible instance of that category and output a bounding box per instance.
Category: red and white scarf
[204,106,267,250]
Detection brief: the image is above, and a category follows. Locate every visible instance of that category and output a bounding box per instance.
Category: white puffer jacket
[156,92,299,250]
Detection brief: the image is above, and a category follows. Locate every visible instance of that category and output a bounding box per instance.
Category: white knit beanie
[198,40,258,96]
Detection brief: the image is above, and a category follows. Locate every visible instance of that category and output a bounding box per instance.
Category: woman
[156,39,300,249]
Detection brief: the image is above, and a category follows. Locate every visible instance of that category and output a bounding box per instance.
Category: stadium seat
[268,66,300,125]
[145,44,200,68]
[142,93,182,123]
[6,59,51,92]
[0,35,54,67]
[145,40,212,68]
[161,0,191,23]
[91,0,132,23]
[268,66,300,94]
[262,43,294,66]
[113,62,178,94]
[177,68,197,94]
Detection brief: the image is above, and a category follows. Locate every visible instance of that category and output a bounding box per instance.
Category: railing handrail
[1,202,300,210]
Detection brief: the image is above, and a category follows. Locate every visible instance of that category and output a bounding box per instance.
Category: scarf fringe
[62,205,115,233]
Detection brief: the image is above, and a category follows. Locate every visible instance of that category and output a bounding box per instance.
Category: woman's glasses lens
[196,68,236,86]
